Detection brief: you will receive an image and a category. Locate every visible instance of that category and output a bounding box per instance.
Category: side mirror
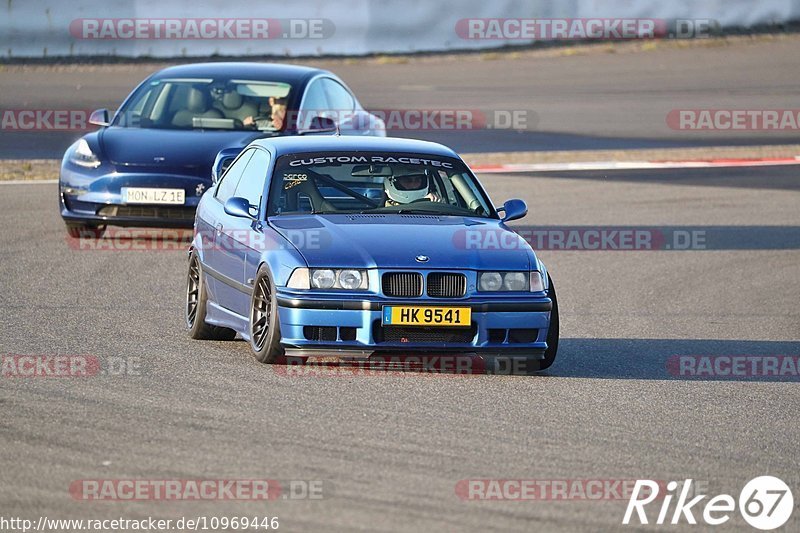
[88,109,110,127]
[498,199,527,222]
[224,197,255,220]
[299,116,337,134]
[212,154,231,184]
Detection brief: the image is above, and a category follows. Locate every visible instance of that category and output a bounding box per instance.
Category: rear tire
[65,223,105,239]
[186,251,237,341]
[249,266,284,364]
[538,275,559,371]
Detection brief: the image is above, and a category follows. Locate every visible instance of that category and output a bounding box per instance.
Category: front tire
[249,266,284,363]
[538,275,559,371]
[186,251,237,341]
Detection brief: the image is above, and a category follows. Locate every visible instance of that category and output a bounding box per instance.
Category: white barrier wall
[2,0,799,58]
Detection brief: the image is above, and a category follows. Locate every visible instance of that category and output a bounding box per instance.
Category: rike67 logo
[623,477,793,530]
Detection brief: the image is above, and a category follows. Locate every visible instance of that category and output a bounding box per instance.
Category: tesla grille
[382,272,423,297]
[427,273,466,298]
[97,206,195,220]
[376,324,477,344]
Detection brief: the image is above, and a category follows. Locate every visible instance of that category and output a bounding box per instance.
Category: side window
[216,149,254,203]
[301,79,329,113]
[234,149,270,211]
[322,79,355,111]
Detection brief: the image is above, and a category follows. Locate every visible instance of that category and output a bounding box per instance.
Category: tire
[249,266,284,363]
[65,223,106,239]
[538,275,559,371]
[185,251,237,341]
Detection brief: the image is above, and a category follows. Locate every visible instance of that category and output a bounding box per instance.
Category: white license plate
[122,187,185,205]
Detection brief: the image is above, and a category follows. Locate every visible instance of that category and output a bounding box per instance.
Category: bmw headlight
[338,269,363,290]
[288,268,369,290]
[478,271,544,292]
[311,269,336,289]
[69,139,101,168]
[478,272,503,291]
[503,272,528,291]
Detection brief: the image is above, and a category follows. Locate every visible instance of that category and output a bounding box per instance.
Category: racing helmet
[384,172,429,204]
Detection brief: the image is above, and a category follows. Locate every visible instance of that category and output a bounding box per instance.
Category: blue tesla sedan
[186,136,559,372]
[59,62,385,237]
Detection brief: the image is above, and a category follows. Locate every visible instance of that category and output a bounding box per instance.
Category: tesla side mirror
[212,152,231,184]
[224,197,255,220]
[498,199,528,222]
[299,116,337,134]
[88,108,110,127]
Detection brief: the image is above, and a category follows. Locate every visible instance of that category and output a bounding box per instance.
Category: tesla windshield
[114,78,292,131]
[266,152,496,218]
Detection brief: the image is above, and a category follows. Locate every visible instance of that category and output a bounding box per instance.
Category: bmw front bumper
[274,290,553,360]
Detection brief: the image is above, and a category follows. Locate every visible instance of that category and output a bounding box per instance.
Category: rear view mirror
[299,116,337,134]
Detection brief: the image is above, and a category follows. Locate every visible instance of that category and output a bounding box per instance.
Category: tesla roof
[151,62,329,84]
[251,135,462,159]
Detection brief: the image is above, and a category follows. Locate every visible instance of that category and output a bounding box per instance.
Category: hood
[269,214,533,270]
[99,127,263,176]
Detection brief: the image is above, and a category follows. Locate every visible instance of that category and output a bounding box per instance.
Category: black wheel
[538,275,559,371]
[65,223,106,239]
[249,266,284,363]
[186,251,237,341]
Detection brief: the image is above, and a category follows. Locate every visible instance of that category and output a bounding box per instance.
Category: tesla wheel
[538,275,560,371]
[65,223,106,239]
[249,266,284,364]
[186,251,237,341]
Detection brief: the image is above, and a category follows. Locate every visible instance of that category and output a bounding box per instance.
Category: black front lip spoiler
[276,296,552,313]
[283,347,546,360]
[61,210,195,229]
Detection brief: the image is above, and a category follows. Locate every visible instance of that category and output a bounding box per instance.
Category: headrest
[186,88,208,112]
[222,90,243,109]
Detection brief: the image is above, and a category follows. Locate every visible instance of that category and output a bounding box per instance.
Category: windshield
[267,152,496,218]
[113,77,292,131]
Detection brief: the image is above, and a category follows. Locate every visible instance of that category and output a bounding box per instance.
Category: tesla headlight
[479,271,542,292]
[69,139,101,168]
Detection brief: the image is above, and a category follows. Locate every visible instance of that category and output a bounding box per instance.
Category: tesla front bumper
[60,168,209,228]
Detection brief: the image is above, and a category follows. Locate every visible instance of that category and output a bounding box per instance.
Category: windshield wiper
[394,209,442,215]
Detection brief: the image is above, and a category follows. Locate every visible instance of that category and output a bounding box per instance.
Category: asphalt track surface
[2,37,800,158]
[1,164,799,531]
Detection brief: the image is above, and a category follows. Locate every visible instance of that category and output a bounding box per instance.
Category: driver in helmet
[384,172,441,206]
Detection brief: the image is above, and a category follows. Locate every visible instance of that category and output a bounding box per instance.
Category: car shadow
[269,338,800,382]
[543,338,800,382]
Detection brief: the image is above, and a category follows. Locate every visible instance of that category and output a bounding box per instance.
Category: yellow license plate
[382,306,471,327]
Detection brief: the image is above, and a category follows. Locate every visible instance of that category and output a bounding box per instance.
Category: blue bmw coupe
[186,136,559,372]
[59,62,385,237]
